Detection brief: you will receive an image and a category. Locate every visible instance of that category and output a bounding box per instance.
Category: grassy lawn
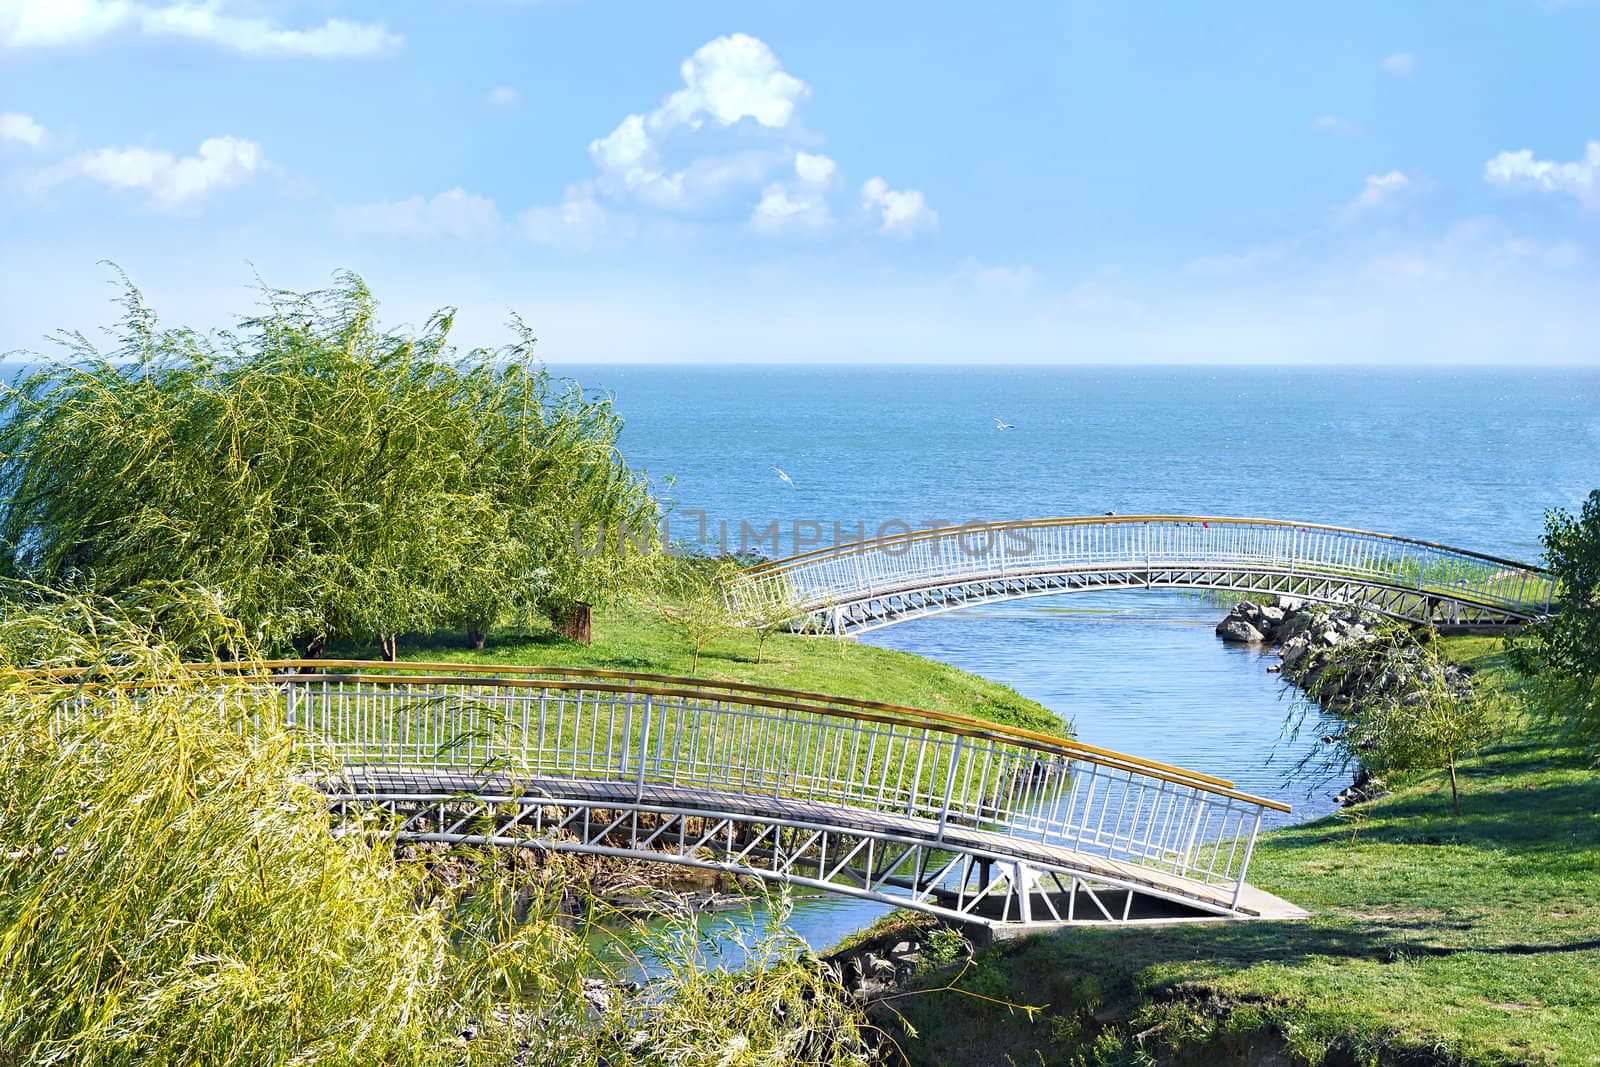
[874,637,1600,1066]
[353,600,1068,737]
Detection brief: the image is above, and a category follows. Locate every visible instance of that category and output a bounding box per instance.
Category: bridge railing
[724,516,1553,622]
[215,661,1287,902]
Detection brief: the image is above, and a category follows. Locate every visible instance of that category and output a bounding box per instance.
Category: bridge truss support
[816,565,1535,635]
[329,776,1297,928]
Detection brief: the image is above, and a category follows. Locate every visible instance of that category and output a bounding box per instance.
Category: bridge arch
[219,661,1300,929]
[723,516,1552,635]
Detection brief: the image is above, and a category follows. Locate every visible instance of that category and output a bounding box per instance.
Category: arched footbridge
[191,662,1303,931]
[723,516,1552,635]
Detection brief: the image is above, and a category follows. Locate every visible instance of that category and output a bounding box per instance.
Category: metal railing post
[635,696,652,801]
[775,709,791,798]
[1179,794,1205,873]
[936,735,963,841]
[907,729,929,815]
[1015,861,1034,924]
[1230,808,1265,911]
[1142,520,1151,583]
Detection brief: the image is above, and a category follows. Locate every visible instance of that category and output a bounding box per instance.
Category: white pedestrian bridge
[722,515,1552,635]
[168,661,1304,931]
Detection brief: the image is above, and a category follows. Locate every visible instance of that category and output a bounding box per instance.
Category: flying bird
[992,417,1015,430]
[772,466,796,489]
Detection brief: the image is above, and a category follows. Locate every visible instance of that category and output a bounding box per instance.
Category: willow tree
[1510,490,1600,754]
[0,273,657,656]
[443,340,660,647]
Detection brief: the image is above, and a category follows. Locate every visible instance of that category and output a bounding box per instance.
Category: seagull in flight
[772,466,796,489]
[993,417,1016,430]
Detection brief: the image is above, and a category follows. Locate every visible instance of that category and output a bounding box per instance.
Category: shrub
[0,591,873,1066]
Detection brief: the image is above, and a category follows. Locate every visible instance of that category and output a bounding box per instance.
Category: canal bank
[844,636,1600,1066]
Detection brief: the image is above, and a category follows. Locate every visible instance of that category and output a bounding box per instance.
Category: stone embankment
[1216,596,1473,803]
[1215,595,1387,692]
[825,915,977,1004]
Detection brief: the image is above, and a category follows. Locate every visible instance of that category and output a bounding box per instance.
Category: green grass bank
[859,637,1600,1066]
[370,600,1067,738]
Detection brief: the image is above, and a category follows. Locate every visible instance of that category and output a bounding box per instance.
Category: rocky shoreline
[1215,595,1473,804]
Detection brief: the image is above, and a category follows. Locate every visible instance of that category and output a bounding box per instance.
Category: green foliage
[921,927,970,970]
[0,594,577,1063]
[731,574,804,665]
[612,899,877,1065]
[1509,488,1600,756]
[645,555,737,673]
[0,591,874,1066]
[0,272,656,655]
[1297,626,1495,815]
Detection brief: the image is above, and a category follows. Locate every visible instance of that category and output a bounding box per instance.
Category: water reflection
[587,890,893,977]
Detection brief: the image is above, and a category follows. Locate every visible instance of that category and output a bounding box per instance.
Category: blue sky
[2,1,1598,363]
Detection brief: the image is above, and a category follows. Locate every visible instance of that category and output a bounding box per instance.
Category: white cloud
[1343,170,1427,220]
[589,113,650,174]
[338,187,500,239]
[0,0,401,57]
[587,114,690,208]
[656,33,809,130]
[544,33,932,241]
[861,176,937,236]
[749,151,836,234]
[793,150,835,185]
[485,86,521,109]
[0,0,123,46]
[1312,115,1362,137]
[1381,51,1417,77]
[588,34,809,210]
[749,185,816,233]
[1484,141,1600,207]
[519,186,615,250]
[41,134,262,207]
[0,110,45,146]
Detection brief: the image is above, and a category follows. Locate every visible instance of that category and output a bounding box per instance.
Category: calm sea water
[554,364,1600,946]
[562,364,1598,561]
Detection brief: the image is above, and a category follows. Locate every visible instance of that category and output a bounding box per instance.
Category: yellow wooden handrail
[732,514,1548,578]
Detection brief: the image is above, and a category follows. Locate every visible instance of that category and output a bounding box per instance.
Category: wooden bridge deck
[329,767,1308,921]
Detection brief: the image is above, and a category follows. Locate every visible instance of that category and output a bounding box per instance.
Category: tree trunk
[467,628,487,650]
[555,602,593,646]
[295,633,325,668]
[378,633,397,662]
[1448,759,1461,816]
